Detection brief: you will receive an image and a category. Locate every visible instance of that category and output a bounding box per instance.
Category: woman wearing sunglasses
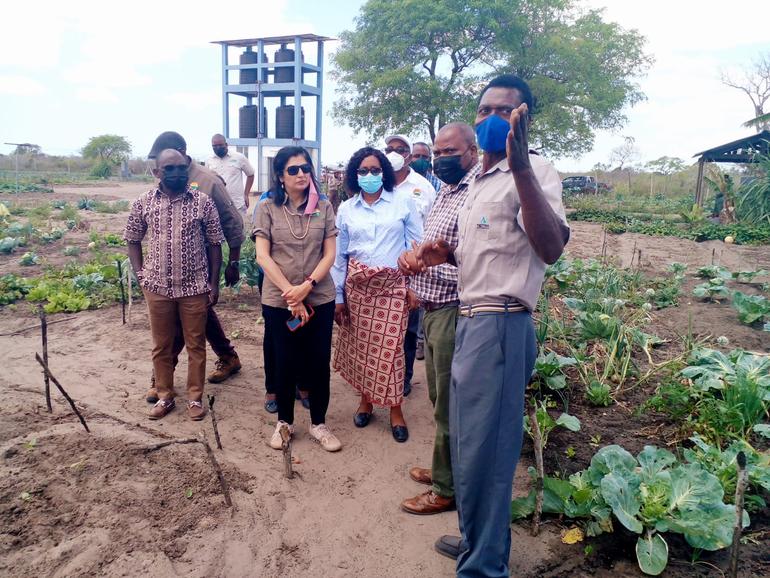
[253,146,341,452]
[331,147,423,442]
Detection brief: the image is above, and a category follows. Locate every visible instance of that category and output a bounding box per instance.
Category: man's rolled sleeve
[123,197,147,243]
[208,178,244,248]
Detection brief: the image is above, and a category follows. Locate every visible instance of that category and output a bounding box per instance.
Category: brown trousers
[143,290,208,401]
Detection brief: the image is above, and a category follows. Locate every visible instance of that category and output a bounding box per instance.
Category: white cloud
[75,85,119,104]
[0,75,46,96]
[163,90,220,112]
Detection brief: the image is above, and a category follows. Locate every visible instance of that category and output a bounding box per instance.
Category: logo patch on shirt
[477,216,490,230]
[189,182,199,191]
[412,188,422,198]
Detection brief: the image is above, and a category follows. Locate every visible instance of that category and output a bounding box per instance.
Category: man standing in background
[411,141,443,193]
[384,134,436,397]
[207,133,255,218]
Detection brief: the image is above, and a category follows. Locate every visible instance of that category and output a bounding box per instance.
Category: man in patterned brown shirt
[144,132,245,403]
[125,149,225,420]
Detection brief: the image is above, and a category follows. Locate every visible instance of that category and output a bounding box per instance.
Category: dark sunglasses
[356,167,383,176]
[385,146,410,155]
[286,163,312,176]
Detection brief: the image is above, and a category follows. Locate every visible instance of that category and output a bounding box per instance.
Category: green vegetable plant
[19,252,40,266]
[524,399,581,449]
[511,445,750,576]
[732,269,768,284]
[586,380,613,406]
[731,291,770,326]
[692,278,730,301]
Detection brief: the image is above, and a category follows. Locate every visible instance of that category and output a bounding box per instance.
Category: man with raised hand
[417,75,570,577]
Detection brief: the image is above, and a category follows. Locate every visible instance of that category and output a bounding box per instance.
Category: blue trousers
[449,312,536,578]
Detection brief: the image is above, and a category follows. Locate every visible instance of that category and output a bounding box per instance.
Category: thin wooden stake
[141,438,199,453]
[280,423,294,479]
[711,247,716,265]
[729,451,748,578]
[116,260,126,325]
[208,394,223,450]
[34,353,90,432]
[630,239,637,269]
[528,400,544,537]
[38,305,52,413]
[126,264,133,325]
[637,249,643,270]
[199,433,233,507]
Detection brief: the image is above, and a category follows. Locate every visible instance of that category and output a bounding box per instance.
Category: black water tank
[275,105,305,139]
[239,105,268,138]
[274,45,304,83]
[240,50,268,84]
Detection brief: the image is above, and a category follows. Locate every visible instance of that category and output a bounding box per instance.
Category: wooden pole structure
[116,259,126,325]
[280,424,294,479]
[729,451,748,578]
[207,394,223,450]
[38,305,52,413]
[694,158,706,207]
[35,353,90,432]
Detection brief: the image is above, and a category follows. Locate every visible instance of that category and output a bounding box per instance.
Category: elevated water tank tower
[211,34,333,194]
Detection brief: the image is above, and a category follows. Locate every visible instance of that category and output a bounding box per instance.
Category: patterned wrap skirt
[333,259,408,406]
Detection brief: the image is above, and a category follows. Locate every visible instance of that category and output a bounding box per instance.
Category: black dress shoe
[353,412,373,428]
[391,424,409,443]
[434,535,463,560]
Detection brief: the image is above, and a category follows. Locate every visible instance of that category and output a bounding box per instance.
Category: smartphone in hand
[286,304,315,332]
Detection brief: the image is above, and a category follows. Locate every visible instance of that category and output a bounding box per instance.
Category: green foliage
[586,380,613,407]
[89,160,113,179]
[731,291,770,325]
[0,237,20,253]
[331,0,651,156]
[511,445,749,576]
[524,399,580,449]
[735,151,770,225]
[692,278,730,301]
[81,134,131,165]
[0,274,31,304]
[63,245,81,257]
[533,350,577,392]
[19,252,40,266]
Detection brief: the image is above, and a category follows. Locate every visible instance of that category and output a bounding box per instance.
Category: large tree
[721,52,770,132]
[331,0,652,157]
[81,134,131,165]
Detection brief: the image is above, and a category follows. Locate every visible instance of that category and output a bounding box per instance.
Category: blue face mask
[475,114,510,153]
[358,173,383,194]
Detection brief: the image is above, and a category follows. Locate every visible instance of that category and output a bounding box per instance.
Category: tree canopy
[331,0,652,158]
[81,135,131,165]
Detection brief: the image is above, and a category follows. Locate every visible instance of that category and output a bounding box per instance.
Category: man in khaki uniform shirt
[417,75,570,577]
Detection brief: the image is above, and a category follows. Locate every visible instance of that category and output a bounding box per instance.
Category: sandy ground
[0,182,768,577]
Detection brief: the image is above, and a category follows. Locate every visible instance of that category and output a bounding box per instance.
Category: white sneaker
[269,421,294,450]
[309,423,342,452]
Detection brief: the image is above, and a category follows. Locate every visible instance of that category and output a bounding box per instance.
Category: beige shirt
[206,151,255,210]
[253,196,338,308]
[455,154,568,311]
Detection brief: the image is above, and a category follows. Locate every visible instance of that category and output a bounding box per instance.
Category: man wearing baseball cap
[143,131,245,396]
[383,134,437,400]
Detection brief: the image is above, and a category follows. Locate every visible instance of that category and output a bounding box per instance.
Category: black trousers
[262,301,335,425]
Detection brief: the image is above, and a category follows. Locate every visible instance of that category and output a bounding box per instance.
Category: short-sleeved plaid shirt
[411,162,481,306]
[124,187,224,299]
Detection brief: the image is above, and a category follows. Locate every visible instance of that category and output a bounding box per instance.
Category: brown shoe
[401,490,455,515]
[149,398,175,420]
[187,400,206,421]
[145,387,159,404]
[409,466,432,485]
[207,353,242,383]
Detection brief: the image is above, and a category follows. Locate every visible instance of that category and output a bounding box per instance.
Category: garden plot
[0,184,768,578]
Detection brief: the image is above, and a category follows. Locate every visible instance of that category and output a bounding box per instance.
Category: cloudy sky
[1,0,769,173]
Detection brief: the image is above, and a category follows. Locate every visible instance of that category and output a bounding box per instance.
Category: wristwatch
[306,276,317,287]
[229,260,240,268]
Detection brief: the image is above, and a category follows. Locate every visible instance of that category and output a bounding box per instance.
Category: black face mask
[159,165,189,193]
[212,145,227,158]
[433,152,469,185]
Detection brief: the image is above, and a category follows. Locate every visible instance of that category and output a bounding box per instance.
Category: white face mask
[386,150,405,172]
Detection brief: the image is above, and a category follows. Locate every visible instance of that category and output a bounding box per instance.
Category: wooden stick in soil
[116,259,126,325]
[141,437,199,453]
[126,264,133,325]
[527,400,544,537]
[38,306,52,413]
[729,451,748,578]
[198,433,233,507]
[34,353,90,432]
[280,423,294,479]
[630,239,637,269]
[207,394,223,450]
